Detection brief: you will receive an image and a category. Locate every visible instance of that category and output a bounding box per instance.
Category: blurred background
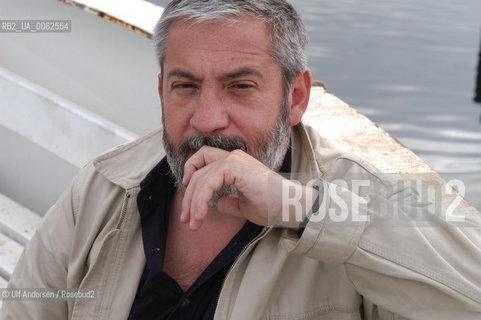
[151,0,481,209]
[294,0,481,210]
[1,0,480,215]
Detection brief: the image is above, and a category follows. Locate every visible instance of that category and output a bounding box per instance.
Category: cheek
[228,108,277,144]
[163,106,193,142]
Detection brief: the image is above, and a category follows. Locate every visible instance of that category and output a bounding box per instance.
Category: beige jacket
[2,123,481,320]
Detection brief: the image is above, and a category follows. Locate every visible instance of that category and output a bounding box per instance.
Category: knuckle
[226,151,243,163]
[230,149,245,157]
[225,151,247,170]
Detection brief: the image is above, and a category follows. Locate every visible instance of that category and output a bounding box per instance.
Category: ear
[288,69,312,126]
[157,73,164,99]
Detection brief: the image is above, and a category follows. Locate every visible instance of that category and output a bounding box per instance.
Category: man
[2,0,481,319]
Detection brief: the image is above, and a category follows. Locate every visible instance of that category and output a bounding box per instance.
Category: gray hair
[153,0,308,91]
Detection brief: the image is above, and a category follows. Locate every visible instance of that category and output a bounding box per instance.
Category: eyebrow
[167,69,201,82]
[166,67,263,82]
[219,67,263,81]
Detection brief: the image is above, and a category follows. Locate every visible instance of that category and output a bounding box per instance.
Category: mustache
[178,134,248,155]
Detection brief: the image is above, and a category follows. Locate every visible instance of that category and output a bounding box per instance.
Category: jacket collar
[93,123,322,190]
[290,123,322,179]
[93,128,166,190]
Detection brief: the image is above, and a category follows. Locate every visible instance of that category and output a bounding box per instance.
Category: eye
[173,82,196,89]
[171,82,198,96]
[230,82,256,90]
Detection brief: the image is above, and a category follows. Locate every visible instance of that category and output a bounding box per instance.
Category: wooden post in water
[475,32,481,104]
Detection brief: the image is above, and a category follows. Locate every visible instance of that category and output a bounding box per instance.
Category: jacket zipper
[216,226,273,318]
[116,191,131,229]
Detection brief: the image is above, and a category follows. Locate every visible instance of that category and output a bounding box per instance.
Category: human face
[163,100,290,189]
[160,17,288,149]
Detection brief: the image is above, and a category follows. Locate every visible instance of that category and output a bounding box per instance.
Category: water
[296,0,481,210]
[150,0,481,210]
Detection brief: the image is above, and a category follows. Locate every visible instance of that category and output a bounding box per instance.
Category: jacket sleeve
[0,177,77,319]
[281,157,481,319]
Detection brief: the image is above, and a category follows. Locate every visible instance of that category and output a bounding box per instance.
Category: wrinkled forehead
[163,16,275,65]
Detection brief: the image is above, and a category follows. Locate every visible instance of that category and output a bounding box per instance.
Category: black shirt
[129,151,291,320]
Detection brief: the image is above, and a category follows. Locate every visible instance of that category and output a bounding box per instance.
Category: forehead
[163,17,276,72]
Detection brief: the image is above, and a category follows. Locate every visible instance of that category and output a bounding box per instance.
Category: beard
[162,98,291,206]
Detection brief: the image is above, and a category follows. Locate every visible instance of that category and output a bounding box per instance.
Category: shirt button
[180,298,190,308]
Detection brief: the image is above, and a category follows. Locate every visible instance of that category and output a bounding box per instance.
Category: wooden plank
[0,277,7,309]
[60,0,164,36]
[0,233,24,281]
[0,193,41,246]
[0,66,139,169]
[0,277,8,288]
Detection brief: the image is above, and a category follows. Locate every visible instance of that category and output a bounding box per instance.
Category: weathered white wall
[0,0,161,135]
[0,0,163,215]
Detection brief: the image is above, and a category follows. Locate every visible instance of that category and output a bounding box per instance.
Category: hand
[180,146,318,230]
[180,146,274,230]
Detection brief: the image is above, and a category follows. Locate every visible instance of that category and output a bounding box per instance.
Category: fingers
[179,147,268,230]
[188,172,223,230]
[182,146,230,187]
[181,154,237,230]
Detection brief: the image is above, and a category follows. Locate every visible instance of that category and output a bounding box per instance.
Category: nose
[189,86,229,134]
